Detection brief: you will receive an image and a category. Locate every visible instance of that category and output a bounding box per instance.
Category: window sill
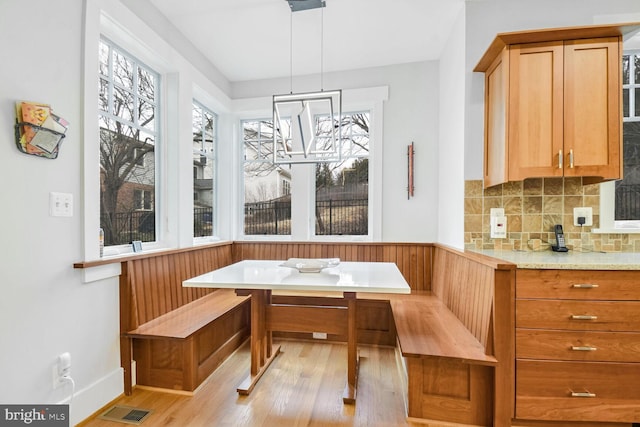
[73,240,234,269]
[592,228,640,234]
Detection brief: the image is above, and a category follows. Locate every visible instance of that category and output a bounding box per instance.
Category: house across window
[98,38,160,246]
[243,120,292,235]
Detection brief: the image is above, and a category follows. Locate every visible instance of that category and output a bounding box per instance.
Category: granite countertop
[471,249,640,270]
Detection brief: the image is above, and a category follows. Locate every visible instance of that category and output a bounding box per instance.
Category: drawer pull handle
[571,346,597,351]
[571,315,598,320]
[571,391,596,398]
[572,284,599,289]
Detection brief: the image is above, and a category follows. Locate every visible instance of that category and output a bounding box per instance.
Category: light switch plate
[50,192,73,217]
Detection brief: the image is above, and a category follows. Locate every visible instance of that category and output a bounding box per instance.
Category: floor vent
[98,405,152,425]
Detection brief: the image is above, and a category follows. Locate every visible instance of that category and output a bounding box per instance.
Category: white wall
[465,0,640,180]
[0,0,122,423]
[232,62,441,242]
[437,7,466,249]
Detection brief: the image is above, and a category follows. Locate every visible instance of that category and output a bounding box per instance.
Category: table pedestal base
[236,290,359,404]
[237,344,281,395]
[342,355,359,404]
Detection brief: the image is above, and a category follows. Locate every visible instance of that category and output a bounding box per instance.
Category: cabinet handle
[570,315,598,320]
[572,283,599,289]
[569,149,574,168]
[571,345,597,351]
[571,391,596,398]
[559,149,563,169]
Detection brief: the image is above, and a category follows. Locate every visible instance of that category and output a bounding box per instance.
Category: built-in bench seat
[125,288,250,393]
[390,292,497,366]
[118,243,250,394]
[374,246,515,427]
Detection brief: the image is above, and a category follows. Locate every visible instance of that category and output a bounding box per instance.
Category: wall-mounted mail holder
[14,101,68,159]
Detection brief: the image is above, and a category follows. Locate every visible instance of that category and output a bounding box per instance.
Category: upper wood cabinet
[475,24,640,188]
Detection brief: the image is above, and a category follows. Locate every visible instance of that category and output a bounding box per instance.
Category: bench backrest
[232,241,433,291]
[431,245,498,353]
[120,242,234,330]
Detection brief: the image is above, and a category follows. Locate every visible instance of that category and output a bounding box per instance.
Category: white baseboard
[57,367,123,426]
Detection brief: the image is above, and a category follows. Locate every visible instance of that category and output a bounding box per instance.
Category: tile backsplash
[464,177,640,252]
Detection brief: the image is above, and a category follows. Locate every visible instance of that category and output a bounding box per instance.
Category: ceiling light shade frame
[272,89,342,164]
[286,0,326,12]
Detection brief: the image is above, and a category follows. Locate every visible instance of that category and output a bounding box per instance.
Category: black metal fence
[101,207,214,245]
[100,210,156,246]
[194,207,213,237]
[244,201,292,235]
[244,198,368,235]
[615,184,640,220]
[102,198,368,244]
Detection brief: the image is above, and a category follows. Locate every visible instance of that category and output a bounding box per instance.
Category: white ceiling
[148,0,465,82]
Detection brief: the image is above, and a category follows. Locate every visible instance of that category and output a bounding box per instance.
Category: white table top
[183,260,411,294]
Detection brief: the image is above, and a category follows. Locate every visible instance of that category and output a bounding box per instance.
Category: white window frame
[192,99,218,242]
[99,36,161,248]
[597,47,640,233]
[83,1,178,263]
[236,86,387,242]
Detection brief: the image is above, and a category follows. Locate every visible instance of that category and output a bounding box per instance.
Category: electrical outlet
[53,352,71,388]
[573,207,593,226]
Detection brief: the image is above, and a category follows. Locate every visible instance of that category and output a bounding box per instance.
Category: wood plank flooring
[81,339,441,427]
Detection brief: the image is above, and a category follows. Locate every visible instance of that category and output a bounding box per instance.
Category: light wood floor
[81,339,437,427]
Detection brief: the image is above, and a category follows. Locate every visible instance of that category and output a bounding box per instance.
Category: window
[134,189,153,210]
[242,112,370,237]
[192,101,217,238]
[243,120,292,235]
[315,113,370,236]
[615,50,640,228]
[98,38,160,246]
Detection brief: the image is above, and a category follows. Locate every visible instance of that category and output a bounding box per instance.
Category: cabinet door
[564,37,621,179]
[508,41,564,180]
[483,49,509,187]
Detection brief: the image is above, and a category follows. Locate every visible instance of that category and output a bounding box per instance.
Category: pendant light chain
[290,11,293,94]
[320,6,324,91]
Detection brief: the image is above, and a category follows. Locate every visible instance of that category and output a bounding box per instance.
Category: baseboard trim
[63,367,124,426]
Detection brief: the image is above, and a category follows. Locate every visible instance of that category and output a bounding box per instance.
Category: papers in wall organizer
[15,101,69,159]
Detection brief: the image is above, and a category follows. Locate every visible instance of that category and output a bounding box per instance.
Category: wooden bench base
[391,293,497,426]
[125,289,250,392]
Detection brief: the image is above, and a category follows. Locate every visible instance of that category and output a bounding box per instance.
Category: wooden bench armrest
[125,289,249,339]
[391,297,498,366]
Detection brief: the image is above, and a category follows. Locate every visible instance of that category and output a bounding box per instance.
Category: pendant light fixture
[272,0,342,164]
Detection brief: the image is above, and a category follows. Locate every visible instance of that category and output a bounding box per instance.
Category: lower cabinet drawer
[516,299,640,331]
[516,360,640,422]
[516,329,640,362]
